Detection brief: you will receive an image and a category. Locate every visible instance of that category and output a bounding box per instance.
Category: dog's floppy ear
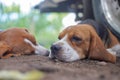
[88,30,116,63]
[0,41,12,58]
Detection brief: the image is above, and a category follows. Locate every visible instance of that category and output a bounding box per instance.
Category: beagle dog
[50,19,120,63]
[0,28,49,59]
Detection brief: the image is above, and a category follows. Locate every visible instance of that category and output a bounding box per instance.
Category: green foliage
[3,3,20,13]
[0,4,67,48]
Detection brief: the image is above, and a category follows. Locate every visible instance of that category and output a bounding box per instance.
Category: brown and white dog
[50,19,120,63]
[0,28,49,59]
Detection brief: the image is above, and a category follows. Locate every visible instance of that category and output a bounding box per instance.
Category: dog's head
[0,28,49,58]
[50,24,116,63]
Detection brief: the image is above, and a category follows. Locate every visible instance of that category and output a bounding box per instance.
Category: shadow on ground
[0,55,120,80]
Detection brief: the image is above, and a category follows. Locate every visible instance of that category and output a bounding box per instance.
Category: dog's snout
[51,44,62,52]
[45,50,50,56]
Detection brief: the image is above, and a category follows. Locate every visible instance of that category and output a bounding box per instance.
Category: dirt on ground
[0,55,120,80]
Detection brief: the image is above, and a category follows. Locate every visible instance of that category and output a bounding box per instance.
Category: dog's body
[50,19,120,63]
[0,28,49,58]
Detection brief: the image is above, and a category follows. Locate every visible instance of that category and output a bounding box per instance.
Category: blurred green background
[0,3,68,48]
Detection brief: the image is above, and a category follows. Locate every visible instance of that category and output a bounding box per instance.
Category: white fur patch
[50,35,80,62]
[107,48,116,55]
[24,38,49,56]
[107,44,120,57]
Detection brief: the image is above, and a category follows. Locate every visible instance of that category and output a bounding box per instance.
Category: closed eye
[25,29,29,33]
[71,36,82,42]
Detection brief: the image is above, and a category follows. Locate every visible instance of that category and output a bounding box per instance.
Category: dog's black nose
[51,44,62,52]
[45,50,50,56]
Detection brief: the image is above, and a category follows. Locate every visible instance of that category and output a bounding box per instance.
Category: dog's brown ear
[88,30,116,63]
[0,41,12,58]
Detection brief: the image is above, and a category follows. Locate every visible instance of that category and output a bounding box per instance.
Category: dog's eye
[71,36,82,42]
[25,29,29,33]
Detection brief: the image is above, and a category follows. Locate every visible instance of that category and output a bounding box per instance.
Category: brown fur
[59,24,119,63]
[0,28,36,58]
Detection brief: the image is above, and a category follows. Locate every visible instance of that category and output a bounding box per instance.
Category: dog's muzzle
[51,44,62,54]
